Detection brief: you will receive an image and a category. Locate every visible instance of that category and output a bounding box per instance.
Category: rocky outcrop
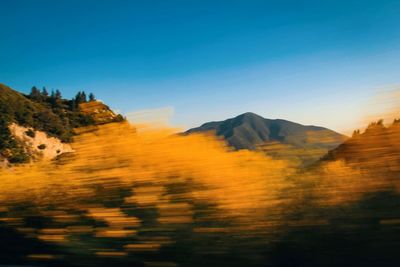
[9,123,73,160]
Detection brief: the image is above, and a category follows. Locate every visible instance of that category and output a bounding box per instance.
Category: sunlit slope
[0,84,96,163]
[79,101,124,124]
[0,83,126,164]
[299,119,400,206]
[1,122,290,214]
[0,83,94,142]
[0,122,294,266]
[323,119,400,169]
[0,118,399,266]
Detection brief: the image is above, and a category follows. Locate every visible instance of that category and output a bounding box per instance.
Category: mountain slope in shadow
[186,112,347,165]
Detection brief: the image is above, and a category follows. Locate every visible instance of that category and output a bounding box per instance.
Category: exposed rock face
[9,123,73,160]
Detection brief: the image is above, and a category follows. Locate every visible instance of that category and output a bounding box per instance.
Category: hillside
[321,119,400,171]
[0,83,123,164]
[186,112,347,165]
[79,101,124,125]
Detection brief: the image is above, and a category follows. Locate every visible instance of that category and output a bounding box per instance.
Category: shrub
[38,144,46,150]
[114,114,125,122]
[25,129,35,138]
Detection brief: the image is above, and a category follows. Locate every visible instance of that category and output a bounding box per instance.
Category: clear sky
[1,0,400,133]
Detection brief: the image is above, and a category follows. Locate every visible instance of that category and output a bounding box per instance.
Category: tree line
[29,86,96,110]
[0,85,101,163]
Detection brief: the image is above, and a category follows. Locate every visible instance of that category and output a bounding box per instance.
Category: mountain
[0,83,123,164]
[186,112,347,165]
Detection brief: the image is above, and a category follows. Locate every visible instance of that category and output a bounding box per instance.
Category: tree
[55,89,62,99]
[0,117,13,151]
[74,91,87,104]
[69,99,77,111]
[352,129,360,137]
[89,93,96,101]
[81,91,87,103]
[50,89,63,109]
[41,87,49,98]
[29,86,42,102]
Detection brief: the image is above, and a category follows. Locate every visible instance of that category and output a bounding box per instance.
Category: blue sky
[1,0,400,132]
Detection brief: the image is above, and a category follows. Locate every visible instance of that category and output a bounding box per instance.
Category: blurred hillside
[322,119,400,170]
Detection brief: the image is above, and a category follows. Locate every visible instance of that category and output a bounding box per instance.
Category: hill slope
[0,83,123,164]
[321,119,400,170]
[186,112,347,165]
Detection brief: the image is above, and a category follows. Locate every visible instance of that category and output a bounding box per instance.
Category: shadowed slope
[186,112,346,150]
[186,112,346,165]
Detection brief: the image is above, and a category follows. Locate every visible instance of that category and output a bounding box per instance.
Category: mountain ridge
[187,112,346,149]
[186,112,347,165]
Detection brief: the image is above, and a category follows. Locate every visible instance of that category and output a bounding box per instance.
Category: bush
[113,114,125,122]
[37,144,46,150]
[8,149,30,163]
[25,129,35,138]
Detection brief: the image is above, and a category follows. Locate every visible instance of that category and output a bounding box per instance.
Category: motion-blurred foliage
[0,117,399,266]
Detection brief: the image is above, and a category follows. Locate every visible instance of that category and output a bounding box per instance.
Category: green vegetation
[0,83,105,163]
[0,116,30,163]
[1,84,97,140]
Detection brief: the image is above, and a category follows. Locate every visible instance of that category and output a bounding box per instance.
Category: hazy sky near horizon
[1,0,400,133]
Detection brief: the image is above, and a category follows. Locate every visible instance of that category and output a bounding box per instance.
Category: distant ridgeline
[186,112,347,166]
[0,83,124,163]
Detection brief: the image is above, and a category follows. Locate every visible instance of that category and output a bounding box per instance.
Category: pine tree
[81,91,87,103]
[50,89,63,108]
[73,91,88,110]
[41,87,49,98]
[55,89,62,99]
[89,93,96,101]
[29,86,42,102]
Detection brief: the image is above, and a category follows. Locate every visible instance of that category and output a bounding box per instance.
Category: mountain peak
[186,112,347,165]
[237,111,262,118]
[233,112,266,123]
